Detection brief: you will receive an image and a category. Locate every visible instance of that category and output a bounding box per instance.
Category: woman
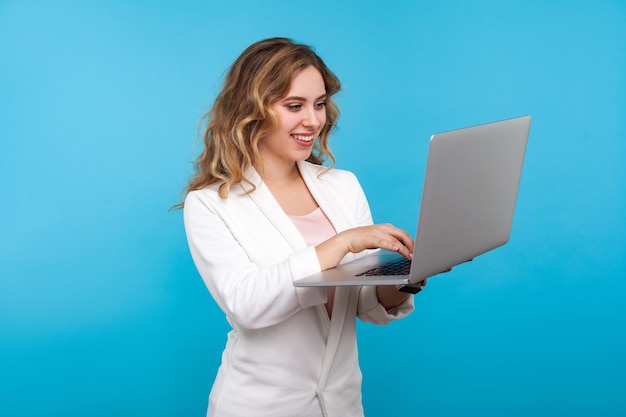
[182,37,418,417]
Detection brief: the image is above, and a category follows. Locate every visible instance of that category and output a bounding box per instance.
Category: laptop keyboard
[356,257,411,276]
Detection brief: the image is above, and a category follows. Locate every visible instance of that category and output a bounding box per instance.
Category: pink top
[289,207,337,317]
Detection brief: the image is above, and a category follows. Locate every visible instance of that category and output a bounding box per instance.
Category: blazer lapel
[239,166,308,252]
[297,161,354,234]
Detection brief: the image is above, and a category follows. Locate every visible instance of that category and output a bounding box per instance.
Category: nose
[302,106,322,129]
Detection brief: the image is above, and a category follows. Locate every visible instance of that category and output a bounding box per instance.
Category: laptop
[293,115,531,292]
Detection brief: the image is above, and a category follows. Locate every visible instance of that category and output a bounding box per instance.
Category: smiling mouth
[292,134,316,142]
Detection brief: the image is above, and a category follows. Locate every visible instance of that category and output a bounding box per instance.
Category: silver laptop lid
[409,115,531,283]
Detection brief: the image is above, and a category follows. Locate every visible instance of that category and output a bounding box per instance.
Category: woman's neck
[255,159,319,216]
[255,159,301,187]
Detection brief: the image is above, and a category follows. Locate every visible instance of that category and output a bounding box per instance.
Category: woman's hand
[315,224,414,271]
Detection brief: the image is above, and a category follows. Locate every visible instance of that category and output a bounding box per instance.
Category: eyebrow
[282,94,327,102]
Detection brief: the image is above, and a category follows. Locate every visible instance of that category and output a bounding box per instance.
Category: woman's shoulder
[184,172,261,210]
[184,182,234,212]
[185,182,221,200]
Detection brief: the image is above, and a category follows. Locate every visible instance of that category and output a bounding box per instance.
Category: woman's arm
[315,226,414,310]
[314,223,414,270]
[184,191,326,330]
[315,200,413,310]
[314,172,415,311]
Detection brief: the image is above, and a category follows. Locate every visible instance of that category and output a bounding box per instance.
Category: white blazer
[184,160,414,417]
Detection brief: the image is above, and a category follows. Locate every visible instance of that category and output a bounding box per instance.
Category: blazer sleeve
[184,190,327,330]
[357,286,414,325]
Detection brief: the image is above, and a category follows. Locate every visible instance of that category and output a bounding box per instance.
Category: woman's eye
[315,101,326,109]
[287,104,301,111]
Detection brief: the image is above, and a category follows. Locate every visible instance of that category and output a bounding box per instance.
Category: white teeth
[293,134,315,142]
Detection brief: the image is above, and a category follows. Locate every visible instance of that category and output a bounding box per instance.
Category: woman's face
[259,66,327,167]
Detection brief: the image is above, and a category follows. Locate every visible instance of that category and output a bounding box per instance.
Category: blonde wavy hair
[178,37,341,206]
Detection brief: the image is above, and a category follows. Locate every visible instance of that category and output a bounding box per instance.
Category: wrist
[316,232,350,271]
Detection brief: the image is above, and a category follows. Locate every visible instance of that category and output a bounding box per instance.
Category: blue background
[1,1,624,416]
